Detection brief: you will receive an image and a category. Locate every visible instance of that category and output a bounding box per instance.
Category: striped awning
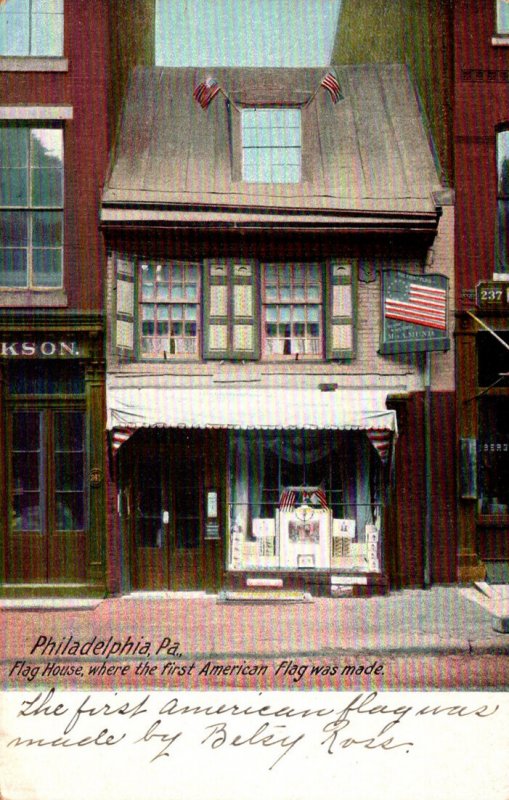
[107,386,397,462]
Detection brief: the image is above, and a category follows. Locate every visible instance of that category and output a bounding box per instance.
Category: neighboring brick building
[102,64,454,596]
[454,0,509,584]
[0,1,110,597]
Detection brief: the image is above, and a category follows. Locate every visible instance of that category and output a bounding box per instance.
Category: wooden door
[129,431,224,591]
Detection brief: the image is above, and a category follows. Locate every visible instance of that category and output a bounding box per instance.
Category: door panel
[131,453,168,590]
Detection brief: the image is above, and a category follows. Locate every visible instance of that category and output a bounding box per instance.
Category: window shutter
[203,261,230,359]
[326,260,357,360]
[114,253,136,360]
[203,260,260,360]
[231,261,259,360]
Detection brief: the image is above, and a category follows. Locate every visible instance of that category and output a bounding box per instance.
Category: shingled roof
[101,65,443,231]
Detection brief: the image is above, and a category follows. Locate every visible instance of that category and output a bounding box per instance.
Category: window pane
[242,108,301,184]
[0,211,28,245]
[31,12,63,56]
[32,1,63,16]
[497,0,509,33]
[31,167,63,206]
[31,129,63,168]
[32,211,63,246]
[56,493,84,531]
[54,412,84,452]
[13,493,41,531]
[32,248,62,287]
[55,452,84,491]
[0,168,28,206]
[0,13,30,56]
[13,411,40,448]
[497,131,509,196]
[8,362,84,395]
[13,452,41,490]
[0,249,27,287]
[0,128,29,167]
[478,397,509,514]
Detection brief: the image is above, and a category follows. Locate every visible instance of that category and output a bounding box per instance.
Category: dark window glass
[136,458,163,548]
[496,131,509,272]
[54,412,85,531]
[478,397,509,515]
[477,332,509,387]
[8,362,84,395]
[11,411,42,531]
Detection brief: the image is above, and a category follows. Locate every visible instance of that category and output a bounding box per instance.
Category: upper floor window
[0,0,63,57]
[496,130,509,273]
[497,0,509,34]
[241,108,301,183]
[263,264,323,357]
[140,261,200,358]
[0,123,64,289]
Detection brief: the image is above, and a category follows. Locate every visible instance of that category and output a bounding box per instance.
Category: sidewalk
[1,586,508,659]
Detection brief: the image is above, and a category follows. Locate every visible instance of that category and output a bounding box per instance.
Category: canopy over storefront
[107,386,397,461]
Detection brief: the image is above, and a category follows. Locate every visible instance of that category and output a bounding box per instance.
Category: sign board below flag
[380,271,450,354]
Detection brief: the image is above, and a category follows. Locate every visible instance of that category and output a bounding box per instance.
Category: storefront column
[0,362,6,587]
[456,319,486,582]
[85,358,106,587]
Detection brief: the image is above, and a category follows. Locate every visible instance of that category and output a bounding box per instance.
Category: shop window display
[228,430,382,572]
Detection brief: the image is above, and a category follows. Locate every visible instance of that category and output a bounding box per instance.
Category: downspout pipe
[424,351,432,588]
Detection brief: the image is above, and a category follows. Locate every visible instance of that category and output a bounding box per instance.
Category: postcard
[0,1,508,798]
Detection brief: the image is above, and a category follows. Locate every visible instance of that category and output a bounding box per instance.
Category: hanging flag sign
[380,271,450,354]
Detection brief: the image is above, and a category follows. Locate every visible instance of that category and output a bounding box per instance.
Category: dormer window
[241,108,301,184]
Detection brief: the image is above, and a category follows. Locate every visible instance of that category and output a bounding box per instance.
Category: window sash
[497,0,509,34]
[0,0,64,57]
[139,261,200,359]
[0,124,63,289]
[241,108,302,184]
[262,263,323,358]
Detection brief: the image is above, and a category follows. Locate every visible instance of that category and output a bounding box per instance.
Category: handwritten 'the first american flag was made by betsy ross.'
[384,281,447,330]
[193,77,221,109]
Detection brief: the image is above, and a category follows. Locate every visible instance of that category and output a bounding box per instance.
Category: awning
[107,387,397,462]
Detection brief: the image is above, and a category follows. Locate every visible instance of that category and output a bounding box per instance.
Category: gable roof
[101,65,443,231]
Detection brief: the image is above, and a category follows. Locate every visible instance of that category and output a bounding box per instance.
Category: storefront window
[10,408,85,532]
[140,261,200,358]
[228,430,382,571]
[263,264,323,356]
[478,397,509,515]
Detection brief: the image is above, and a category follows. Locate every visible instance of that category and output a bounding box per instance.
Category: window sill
[0,56,68,72]
[0,290,68,307]
[491,35,509,46]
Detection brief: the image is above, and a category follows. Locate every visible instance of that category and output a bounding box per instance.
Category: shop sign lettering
[0,341,80,357]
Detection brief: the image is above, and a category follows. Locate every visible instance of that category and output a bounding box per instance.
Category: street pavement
[1,587,508,690]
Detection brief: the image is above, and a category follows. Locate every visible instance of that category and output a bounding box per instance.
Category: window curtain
[229,432,265,539]
[264,430,332,465]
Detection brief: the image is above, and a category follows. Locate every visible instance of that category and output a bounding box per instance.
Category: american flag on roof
[320,71,342,103]
[193,77,221,109]
[384,282,447,330]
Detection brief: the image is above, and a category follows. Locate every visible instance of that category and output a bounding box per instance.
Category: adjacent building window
[263,263,323,356]
[478,397,509,516]
[0,124,64,289]
[242,108,301,183]
[496,129,509,272]
[496,0,509,34]
[0,0,64,57]
[140,261,200,358]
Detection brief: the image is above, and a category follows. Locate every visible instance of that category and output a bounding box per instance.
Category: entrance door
[130,434,218,591]
[7,408,86,583]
